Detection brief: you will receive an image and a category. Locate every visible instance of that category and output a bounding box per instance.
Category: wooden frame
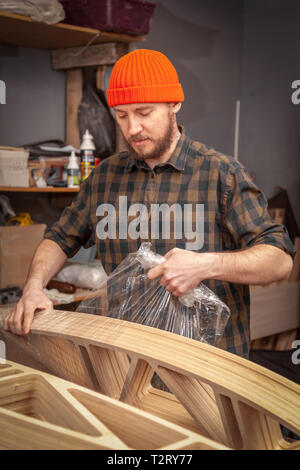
[0,11,145,50]
[0,360,224,450]
[64,44,129,148]
[52,43,129,70]
[0,308,299,450]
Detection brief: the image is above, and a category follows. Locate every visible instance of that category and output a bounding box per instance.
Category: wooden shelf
[0,11,146,50]
[0,186,79,193]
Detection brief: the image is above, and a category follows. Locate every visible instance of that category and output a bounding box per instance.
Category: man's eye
[117,115,127,119]
[139,112,150,117]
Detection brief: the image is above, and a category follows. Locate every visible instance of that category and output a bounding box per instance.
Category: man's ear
[169,102,182,114]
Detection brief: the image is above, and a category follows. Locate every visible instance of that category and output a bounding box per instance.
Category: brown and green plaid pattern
[45,127,295,358]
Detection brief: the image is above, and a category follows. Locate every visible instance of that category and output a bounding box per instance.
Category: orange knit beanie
[106,49,184,107]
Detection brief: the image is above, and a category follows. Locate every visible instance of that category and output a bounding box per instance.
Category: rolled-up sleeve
[44,178,94,257]
[222,163,296,259]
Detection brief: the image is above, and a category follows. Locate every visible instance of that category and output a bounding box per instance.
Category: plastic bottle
[67,150,80,188]
[80,129,96,181]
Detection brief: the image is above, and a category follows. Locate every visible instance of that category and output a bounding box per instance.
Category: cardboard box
[0,146,29,187]
[0,224,46,289]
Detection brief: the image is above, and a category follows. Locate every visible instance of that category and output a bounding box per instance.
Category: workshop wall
[141,0,244,157]
[142,0,300,227]
[0,0,299,227]
[0,0,243,156]
[239,0,300,227]
[0,46,65,146]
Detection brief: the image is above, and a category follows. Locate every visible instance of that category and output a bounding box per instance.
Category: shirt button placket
[145,170,157,204]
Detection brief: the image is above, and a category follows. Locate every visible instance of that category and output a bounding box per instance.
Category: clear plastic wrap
[0,0,65,24]
[55,262,107,290]
[77,242,231,346]
[43,288,74,304]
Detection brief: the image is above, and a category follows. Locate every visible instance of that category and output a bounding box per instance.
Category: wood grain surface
[0,308,299,450]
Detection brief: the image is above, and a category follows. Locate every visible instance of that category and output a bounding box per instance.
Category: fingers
[164,247,180,260]
[148,248,182,279]
[22,303,36,335]
[158,274,187,296]
[164,282,186,297]
[4,297,53,336]
[4,303,24,335]
[4,309,14,332]
[148,248,189,296]
[148,263,164,280]
[11,301,25,335]
[171,286,187,296]
[22,299,52,335]
[4,309,12,331]
[148,260,180,292]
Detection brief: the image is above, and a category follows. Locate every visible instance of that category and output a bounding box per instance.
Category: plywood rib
[0,361,226,450]
[0,308,299,449]
[155,367,228,445]
[120,358,154,405]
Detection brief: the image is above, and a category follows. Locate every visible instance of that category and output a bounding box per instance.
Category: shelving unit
[0,10,143,283]
[0,11,141,148]
[0,186,79,193]
[0,11,145,49]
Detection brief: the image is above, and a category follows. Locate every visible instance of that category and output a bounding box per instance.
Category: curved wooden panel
[0,361,221,450]
[0,308,299,450]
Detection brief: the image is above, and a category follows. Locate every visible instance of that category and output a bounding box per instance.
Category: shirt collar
[121,126,189,173]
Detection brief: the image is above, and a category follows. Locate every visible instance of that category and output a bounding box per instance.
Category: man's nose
[128,116,143,136]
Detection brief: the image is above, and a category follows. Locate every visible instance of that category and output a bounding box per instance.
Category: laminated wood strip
[120,358,154,405]
[213,392,243,450]
[0,308,299,449]
[74,344,100,391]
[231,400,284,450]
[0,360,223,450]
[87,345,130,399]
[156,366,228,445]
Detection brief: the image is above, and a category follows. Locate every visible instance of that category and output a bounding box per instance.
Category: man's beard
[124,116,174,161]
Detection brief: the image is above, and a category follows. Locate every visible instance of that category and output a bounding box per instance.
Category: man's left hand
[147,248,215,296]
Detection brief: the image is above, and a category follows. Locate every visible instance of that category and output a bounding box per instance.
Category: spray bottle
[80,129,96,181]
[67,150,80,188]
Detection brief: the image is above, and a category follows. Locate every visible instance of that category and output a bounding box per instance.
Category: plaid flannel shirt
[45,126,295,358]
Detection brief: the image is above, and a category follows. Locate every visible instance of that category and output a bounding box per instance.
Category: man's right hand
[4,284,53,336]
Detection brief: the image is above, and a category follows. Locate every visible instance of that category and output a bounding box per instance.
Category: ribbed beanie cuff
[107,49,184,107]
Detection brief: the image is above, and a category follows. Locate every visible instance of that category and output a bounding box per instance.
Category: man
[4,49,295,359]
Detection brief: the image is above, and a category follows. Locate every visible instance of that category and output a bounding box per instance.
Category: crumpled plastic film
[77,242,231,346]
[0,0,65,24]
[55,262,108,290]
